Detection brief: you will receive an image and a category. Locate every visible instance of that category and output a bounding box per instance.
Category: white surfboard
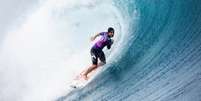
[69,74,89,89]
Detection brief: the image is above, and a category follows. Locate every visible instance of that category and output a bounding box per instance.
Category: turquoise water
[62,0,201,100]
[0,0,200,100]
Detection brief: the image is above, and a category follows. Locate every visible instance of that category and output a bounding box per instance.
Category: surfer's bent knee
[99,61,106,66]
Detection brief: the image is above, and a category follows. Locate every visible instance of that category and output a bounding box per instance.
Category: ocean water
[62,0,201,101]
[0,0,201,101]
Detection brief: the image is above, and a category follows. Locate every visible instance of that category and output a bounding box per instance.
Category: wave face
[62,0,201,100]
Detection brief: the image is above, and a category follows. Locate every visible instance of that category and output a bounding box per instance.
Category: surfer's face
[108,32,114,37]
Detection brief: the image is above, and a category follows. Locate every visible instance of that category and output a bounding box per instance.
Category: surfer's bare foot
[82,74,88,80]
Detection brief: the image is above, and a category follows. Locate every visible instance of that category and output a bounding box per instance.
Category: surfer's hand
[111,39,114,44]
[90,36,95,41]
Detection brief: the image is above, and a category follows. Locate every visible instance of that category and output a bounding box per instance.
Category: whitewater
[0,0,201,101]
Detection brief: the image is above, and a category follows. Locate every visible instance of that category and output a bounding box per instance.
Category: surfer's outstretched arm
[91,33,100,41]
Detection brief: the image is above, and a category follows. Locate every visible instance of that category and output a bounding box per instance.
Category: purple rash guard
[92,32,113,50]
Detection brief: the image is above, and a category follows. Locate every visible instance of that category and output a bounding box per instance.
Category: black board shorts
[90,48,106,65]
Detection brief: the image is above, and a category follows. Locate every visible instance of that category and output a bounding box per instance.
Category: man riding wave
[81,27,115,80]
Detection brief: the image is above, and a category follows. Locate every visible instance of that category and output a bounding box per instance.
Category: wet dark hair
[108,27,115,33]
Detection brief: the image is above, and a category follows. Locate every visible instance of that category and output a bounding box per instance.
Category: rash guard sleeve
[99,32,105,36]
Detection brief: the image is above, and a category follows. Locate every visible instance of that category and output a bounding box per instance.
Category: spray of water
[0,0,128,100]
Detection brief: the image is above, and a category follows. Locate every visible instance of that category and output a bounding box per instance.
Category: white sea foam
[0,0,128,100]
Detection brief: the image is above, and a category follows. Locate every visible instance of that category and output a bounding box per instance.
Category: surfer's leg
[99,51,106,65]
[82,63,104,80]
[98,61,105,67]
[82,64,98,79]
[82,48,98,80]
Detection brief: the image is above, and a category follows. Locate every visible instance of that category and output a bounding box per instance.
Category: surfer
[81,27,115,80]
